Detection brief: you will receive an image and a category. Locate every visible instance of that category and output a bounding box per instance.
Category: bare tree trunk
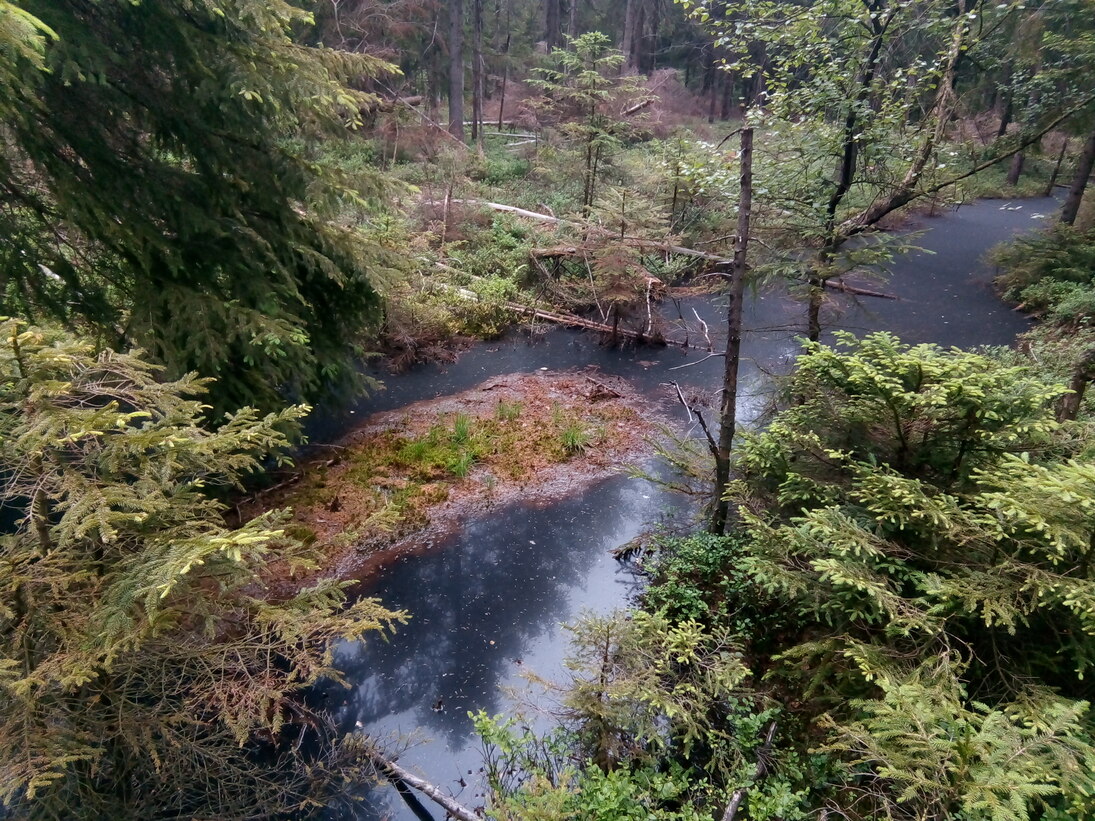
[710,126,753,535]
[996,74,1014,137]
[1061,131,1095,226]
[721,72,735,120]
[1045,138,1069,196]
[544,0,562,50]
[567,0,577,39]
[1006,150,1025,185]
[708,68,719,124]
[621,0,640,72]
[471,0,484,145]
[1057,345,1095,422]
[448,0,465,142]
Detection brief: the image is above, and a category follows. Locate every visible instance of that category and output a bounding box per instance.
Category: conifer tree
[0,318,402,819]
[0,1,400,414]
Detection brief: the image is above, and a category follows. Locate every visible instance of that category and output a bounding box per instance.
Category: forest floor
[247,368,668,592]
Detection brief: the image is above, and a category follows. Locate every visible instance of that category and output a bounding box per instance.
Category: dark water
[314,197,1054,820]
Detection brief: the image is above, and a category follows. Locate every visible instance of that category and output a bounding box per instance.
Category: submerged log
[363,744,480,821]
[824,279,898,300]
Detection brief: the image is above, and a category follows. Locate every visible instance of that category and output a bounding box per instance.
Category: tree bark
[621,0,641,72]
[544,0,563,50]
[448,0,465,142]
[710,127,753,535]
[1061,131,1095,226]
[1045,138,1069,197]
[1006,151,1025,186]
[471,0,484,144]
[1057,345,1095,422]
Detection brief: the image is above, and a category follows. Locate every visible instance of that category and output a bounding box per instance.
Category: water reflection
[317,474,685,819]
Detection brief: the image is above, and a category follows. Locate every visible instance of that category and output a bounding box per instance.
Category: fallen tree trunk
[431,263,709,350]
[824,279,898,300]
[503,302,665,344]
[531,245,580,258]
[440,199,736,264]
[363,744,480,821]
[623,98,654,116]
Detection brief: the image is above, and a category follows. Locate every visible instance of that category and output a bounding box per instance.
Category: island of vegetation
[247,370,662,588]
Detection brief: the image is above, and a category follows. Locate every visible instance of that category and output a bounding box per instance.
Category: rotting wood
[824,279,898,300]
[586,376,623,399]
[362,743,480,821]
[623,98,653,116]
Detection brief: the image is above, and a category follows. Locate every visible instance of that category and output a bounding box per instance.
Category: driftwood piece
[531,245,580,258]
[586,376,624,399]
[363,744,480,821]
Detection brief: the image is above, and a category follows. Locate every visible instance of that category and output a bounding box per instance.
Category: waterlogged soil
[249,369,666,589]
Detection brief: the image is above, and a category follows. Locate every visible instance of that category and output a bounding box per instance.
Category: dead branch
[667,381,719,458]
[668,352,725,371]
[722,721,778,821]
[691,307,712,350]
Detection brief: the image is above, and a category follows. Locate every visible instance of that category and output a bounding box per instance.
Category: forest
[2,0,1095,819]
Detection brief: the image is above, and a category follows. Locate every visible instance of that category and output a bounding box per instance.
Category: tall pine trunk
[448,0,465,142]
[710,127,754,535]
[1061,131,1095,225]
[471,0,484,144]
[544,0,562,50]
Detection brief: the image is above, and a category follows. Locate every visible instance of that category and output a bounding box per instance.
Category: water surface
[316,197,1054,820]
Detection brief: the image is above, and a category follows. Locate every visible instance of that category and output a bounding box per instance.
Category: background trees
[682,0,1095,338]
[0,318,402,818]
[0,1,401,415]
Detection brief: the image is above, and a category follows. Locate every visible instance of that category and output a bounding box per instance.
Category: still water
[312,197,1055,819]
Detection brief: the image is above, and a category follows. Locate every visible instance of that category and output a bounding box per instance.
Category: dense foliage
[0,319,402,818]
[994,223,1095,326]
